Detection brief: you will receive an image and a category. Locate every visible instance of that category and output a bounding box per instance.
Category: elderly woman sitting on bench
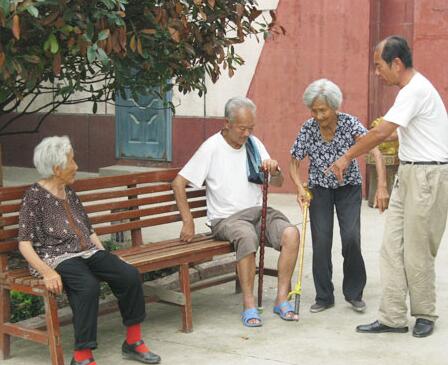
[18,136,160,365]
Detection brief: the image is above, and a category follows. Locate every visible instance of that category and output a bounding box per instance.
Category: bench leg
[44,293,64,365]
[179,264,193,333]
[0,286,11,360]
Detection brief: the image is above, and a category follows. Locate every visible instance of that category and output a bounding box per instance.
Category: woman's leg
[85,250,146,327]
[309,186,335,306]
[55,257,100,350]
[334,184,366,302]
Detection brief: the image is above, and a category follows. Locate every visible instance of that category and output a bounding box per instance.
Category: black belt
[400,161,448,165]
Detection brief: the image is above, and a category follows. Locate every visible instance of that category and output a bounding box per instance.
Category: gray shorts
[210,206,295,261]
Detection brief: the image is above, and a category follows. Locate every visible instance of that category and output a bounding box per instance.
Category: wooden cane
[257,169,269,310]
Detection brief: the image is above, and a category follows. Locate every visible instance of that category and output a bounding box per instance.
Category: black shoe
[413,318,434,338]
[310,302,334,313]
[122,340,161,364]
[70,358,95,365]
[356,320,408,333]
[347,299,366,313]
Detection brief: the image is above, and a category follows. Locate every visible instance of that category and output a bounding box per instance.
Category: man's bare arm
[172,174,195,242]
[328,121,399,182]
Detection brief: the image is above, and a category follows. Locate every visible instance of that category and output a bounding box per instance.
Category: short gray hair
[303,79,343,110]
[33,136,73,178]
[224,96,256,123]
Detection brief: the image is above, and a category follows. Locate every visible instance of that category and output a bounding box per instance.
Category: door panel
[116,89,172,161]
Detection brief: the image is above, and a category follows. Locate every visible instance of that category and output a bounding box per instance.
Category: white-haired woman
[289,79,389,314]
[18,136,160,365]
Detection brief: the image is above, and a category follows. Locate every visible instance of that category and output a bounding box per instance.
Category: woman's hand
[43,269,63,295]
[296,185,312,209]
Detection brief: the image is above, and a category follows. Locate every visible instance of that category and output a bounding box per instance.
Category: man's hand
[374,186,389,213]
[43,269,63,295]
[325,155,350,183]
[180,220,195,242]
[261,159,280,176]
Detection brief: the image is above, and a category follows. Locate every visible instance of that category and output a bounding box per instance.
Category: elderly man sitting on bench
[173,96,300,327]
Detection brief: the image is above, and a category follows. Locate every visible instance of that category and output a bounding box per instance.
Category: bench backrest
[0,168,206,263]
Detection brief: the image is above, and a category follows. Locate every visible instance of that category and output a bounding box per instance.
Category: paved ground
[2,166,447,365]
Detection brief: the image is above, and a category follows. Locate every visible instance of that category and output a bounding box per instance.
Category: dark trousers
[55,250,146,350]
[309,184,366,305]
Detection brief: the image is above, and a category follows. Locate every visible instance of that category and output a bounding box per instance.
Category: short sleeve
[179,140,213,188]
[18,190,39,242]
[383,87,421,128]
[349,116,368,138]
[290,123,309,160]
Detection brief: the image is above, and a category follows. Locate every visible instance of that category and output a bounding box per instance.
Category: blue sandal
[273,301,295,321]
[241,308,263,327]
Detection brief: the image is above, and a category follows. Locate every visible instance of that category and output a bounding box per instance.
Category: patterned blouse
[18,183,98,277]
[290,112,367,189]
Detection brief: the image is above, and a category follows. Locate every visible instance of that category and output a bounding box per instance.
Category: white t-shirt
[383,72,448,162]
[179,132,270,222]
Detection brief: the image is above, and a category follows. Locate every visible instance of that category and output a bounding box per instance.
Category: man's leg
[260,208,299,319]
[212,207,261,324]
[237,253,257,310]
[403,165,448,324]
[275,227,299,306]
[356,172,411,333]
[378,172,409,328]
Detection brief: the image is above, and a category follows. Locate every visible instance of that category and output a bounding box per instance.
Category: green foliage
[102,238,120,251]
[0,0,283,135]
[10,290,44,323]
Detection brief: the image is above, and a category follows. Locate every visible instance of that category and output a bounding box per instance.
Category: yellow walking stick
[288,186,313,321]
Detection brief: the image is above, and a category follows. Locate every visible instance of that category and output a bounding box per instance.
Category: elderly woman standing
[289,79,389,314]
[18,136,160,365]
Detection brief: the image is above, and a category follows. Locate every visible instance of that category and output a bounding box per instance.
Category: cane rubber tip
[257,307,264,313]
[293,314,299,321]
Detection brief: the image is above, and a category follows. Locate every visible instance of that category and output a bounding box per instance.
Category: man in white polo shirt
[329,36,448,337]
[172,96,299,327]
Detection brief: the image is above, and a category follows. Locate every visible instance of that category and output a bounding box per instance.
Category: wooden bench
[0,168,236,365]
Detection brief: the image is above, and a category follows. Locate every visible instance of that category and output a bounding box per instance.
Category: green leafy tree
[0,0,282,136]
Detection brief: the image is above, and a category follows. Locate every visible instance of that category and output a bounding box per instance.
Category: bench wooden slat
[94,209,207,236]
[117,234,213,257]
[0,185,29,201]
[0,240,18,253]
[0,214,19,228]
[83,188,204,214]
[78,183,173,203]
[90,199,206,225]
[118,239,220,263]
[72,169,180,191]
[0,190,206,240]
[0,202,21,214]
[125,241,231,266]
